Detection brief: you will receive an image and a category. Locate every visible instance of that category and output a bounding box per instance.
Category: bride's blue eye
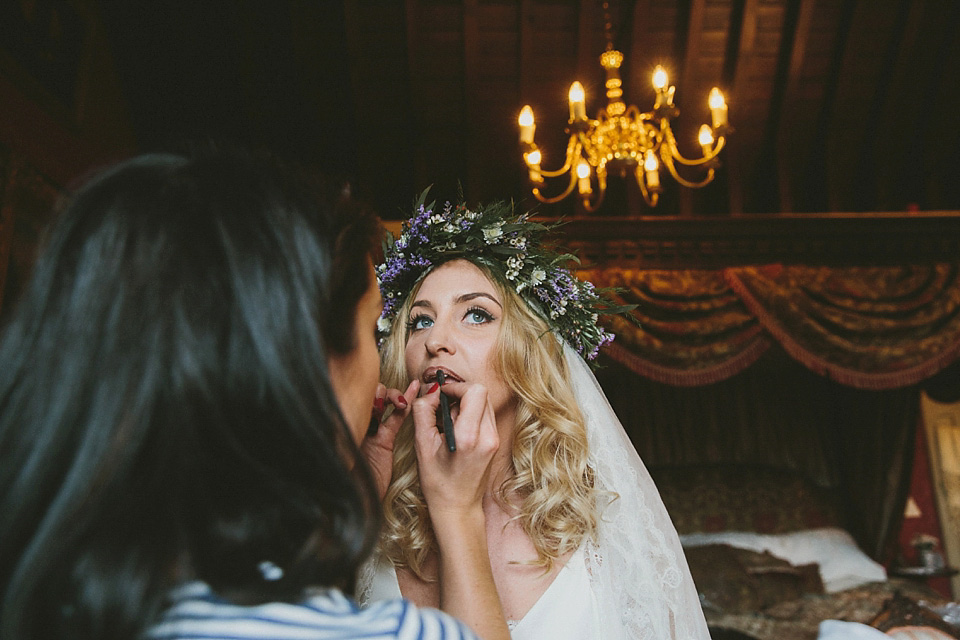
[406,314,434,332]
[465,306,494,325]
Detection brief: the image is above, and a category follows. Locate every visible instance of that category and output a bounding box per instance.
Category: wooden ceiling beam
[551,211,960,268]
[462,0,481,199]
[676,0,707,216]
[517,0,538,209]
[577,0,601,88]
[918,5,960,211]
[624,0,652,216]
[678,0,706,98]
[626,0,651,109]
[868,0,928,212]
[519,0,535,106]
[724,0,760,215]
[825,0,902,212]
[342,0,413,214]
[775,0,817,213]
[403,0,425,188]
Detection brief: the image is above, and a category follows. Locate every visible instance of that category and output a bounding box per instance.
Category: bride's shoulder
[395,556,440,609]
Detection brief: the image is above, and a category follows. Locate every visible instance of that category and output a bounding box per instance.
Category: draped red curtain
[585,263,960,389]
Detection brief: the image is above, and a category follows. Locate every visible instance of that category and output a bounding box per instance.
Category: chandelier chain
[602,0,615,51]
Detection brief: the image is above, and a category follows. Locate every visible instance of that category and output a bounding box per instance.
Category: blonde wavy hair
[379,258,597,579]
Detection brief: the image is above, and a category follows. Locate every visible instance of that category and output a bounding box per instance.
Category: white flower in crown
[465,209,480,220]
[377,317,392,333]
[443,223,457,233]
[397,233,410,249]
[530,268,546,285]
[482,224,503,242]
[509,236,527,249]
[428,214,444,225]
[444,241,456,250]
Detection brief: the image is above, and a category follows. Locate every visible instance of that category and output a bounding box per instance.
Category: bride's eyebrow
[457,292,502,309]
[410,300,433,312]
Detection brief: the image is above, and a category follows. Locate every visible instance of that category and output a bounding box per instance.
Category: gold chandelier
[517,12,730,212]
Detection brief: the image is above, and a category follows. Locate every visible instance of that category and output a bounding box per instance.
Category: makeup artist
[0,150,509,640]
[360,192,709,640]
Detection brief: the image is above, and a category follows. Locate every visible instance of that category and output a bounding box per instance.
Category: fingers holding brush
[411,381,499,514]
[361,379,419,501]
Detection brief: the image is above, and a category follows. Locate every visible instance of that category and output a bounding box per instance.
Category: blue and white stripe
[145,582,478,640]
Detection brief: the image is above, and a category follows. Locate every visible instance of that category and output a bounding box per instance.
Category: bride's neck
[485,406,519,505]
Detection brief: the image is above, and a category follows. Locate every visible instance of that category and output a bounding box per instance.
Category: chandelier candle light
[518,43,730,211]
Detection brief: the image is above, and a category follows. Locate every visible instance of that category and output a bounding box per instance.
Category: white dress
[363,545,602,640]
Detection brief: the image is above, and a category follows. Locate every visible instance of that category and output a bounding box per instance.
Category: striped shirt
[146,581,479,640]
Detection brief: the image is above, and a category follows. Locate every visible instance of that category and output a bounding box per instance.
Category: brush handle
[436,371,456,452]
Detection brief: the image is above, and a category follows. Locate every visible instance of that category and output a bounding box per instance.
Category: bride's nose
[424,318,456,355]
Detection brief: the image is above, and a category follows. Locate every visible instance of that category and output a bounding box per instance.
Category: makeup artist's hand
[410,381,509,640]
[410,381,500,516]
[362,379,419,501]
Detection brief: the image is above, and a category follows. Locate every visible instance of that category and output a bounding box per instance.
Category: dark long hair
[0,150,382,639]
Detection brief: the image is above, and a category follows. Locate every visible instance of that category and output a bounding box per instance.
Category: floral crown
[377,189,629,361]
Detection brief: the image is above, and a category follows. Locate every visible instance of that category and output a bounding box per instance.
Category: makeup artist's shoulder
[148,587,479,640]
[361,597,481,639]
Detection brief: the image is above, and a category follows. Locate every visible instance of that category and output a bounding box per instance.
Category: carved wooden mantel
[546,211,960,269]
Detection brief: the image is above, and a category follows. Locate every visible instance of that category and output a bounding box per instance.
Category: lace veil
[564,341,709,640]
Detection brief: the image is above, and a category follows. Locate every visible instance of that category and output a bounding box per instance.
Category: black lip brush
[367,411,380,437]
[436,370,456,452]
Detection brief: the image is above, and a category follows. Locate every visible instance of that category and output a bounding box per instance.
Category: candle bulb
[652,66,669,92]
[652,66,669,108]
[518,105,536,144]
[644,150,660,189]
[698,124,714,156]
[569,82,586,120]
[576,160,592,195]
[709,88,728,129]
[524,149,542,183]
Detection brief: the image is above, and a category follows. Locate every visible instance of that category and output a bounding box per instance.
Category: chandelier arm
[661,126,726,166]
[536,135,581,177]
[660,152,716,188]
[708,135,727,157]
[670,136,727,166]
[532,167,580,204]
[538,165,575,178]
[582,193,605,212]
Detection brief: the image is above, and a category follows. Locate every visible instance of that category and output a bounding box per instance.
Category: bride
[361,192,709,640]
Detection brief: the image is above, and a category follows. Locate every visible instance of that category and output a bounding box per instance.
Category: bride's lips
[422,366,463,384]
